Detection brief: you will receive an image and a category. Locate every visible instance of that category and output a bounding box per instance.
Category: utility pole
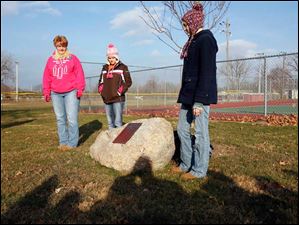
[225,18,231,63]
[220,18,231,90]
[15,61,19,102]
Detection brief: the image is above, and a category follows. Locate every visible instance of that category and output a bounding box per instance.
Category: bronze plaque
[112,123,142,144]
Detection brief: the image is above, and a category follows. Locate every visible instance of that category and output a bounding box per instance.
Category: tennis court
[212,104,298,115]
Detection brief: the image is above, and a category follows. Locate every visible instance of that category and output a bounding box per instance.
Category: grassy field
[1,107,298,224]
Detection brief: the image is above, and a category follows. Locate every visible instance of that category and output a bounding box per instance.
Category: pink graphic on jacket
[43,54,85,96]
[52,59,69,79]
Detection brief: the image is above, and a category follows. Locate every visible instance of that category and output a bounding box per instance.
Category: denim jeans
[177,104,210,178]
[104,101,125,129]
[51,90,80,147]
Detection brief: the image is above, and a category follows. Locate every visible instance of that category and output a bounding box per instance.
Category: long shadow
[195,170,298,223]
[1,162,297,223]
[86,158,297,224]
[87,156,190,224]
[78,120,102,146]
[1,175,59,223]
[1,175,82,224]
[1,119,36,129]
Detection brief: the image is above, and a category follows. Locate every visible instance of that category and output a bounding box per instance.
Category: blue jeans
[104,102,125,129]
[51,90,80,147]
[177,104,210,178]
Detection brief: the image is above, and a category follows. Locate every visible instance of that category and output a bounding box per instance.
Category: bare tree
[268,67,291,99]
[286,54,298,90]
[139,1,230,54]
[219,60,250,91]
[1,51,15,86]
[253,60,266,93]
[142,76,159,93]
[287,54,298,73]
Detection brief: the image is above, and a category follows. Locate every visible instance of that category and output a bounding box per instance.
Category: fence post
[164,79,167,106]
[137,83,139,108]
[263,57,267,116]
[88,78,91,113]
[125,93,128,115]
[15,61,19,102]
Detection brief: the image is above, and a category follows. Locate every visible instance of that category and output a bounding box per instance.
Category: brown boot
[181,172,198,180]
[171,165,185,174]
[58,144,67,150]
[58,145,74,151]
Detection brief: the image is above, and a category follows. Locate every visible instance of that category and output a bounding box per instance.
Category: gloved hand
[77,90,83,99]
[117,85,124,96]
[45,94,51,102]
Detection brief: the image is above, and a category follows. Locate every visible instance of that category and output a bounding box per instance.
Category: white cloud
[1,1,61,17]
[34,7,61,16]
[150,50,161,57]
[1,1,20,16]
[132,39,154,46]
[122,30,139,38]
[218,39,256,58]
[25,1,51,7]
[218,39,279,59]
[110,6,162,38]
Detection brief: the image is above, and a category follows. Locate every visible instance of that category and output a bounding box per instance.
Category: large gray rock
[90,117,175,173]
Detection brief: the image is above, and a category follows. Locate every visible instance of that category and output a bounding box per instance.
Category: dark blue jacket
[177,30,218,106]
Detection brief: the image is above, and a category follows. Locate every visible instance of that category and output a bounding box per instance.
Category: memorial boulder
[90,117,175,173]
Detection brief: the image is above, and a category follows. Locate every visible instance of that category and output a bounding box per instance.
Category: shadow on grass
[78,120,102,146]
[1,157,297,224]
[1,119,36,129]
[1,174,82,224]
[87,156,189,224]
[282,169,298,179]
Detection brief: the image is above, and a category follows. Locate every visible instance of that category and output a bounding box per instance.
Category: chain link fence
[81,52,298,116]
[1,52,298,116]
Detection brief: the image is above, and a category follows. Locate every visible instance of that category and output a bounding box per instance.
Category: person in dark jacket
[172,3,218,179]
[98,43,132,129]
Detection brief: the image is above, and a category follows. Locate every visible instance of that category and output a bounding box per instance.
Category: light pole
[255,53,265,93]
[220,18,231,90]
[15,61,19,102]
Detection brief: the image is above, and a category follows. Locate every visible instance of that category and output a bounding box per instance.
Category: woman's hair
[53,35,68,47]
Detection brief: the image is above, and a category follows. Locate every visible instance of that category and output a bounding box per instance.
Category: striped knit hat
[180,3,205,59]
[182,3,204,36]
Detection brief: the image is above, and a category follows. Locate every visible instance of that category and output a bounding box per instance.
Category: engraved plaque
[112,123,142,144]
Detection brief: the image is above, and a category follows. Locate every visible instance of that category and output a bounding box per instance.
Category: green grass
[1,107,298,224]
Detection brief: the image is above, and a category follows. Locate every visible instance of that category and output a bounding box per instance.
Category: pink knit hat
[106,43,119,60]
